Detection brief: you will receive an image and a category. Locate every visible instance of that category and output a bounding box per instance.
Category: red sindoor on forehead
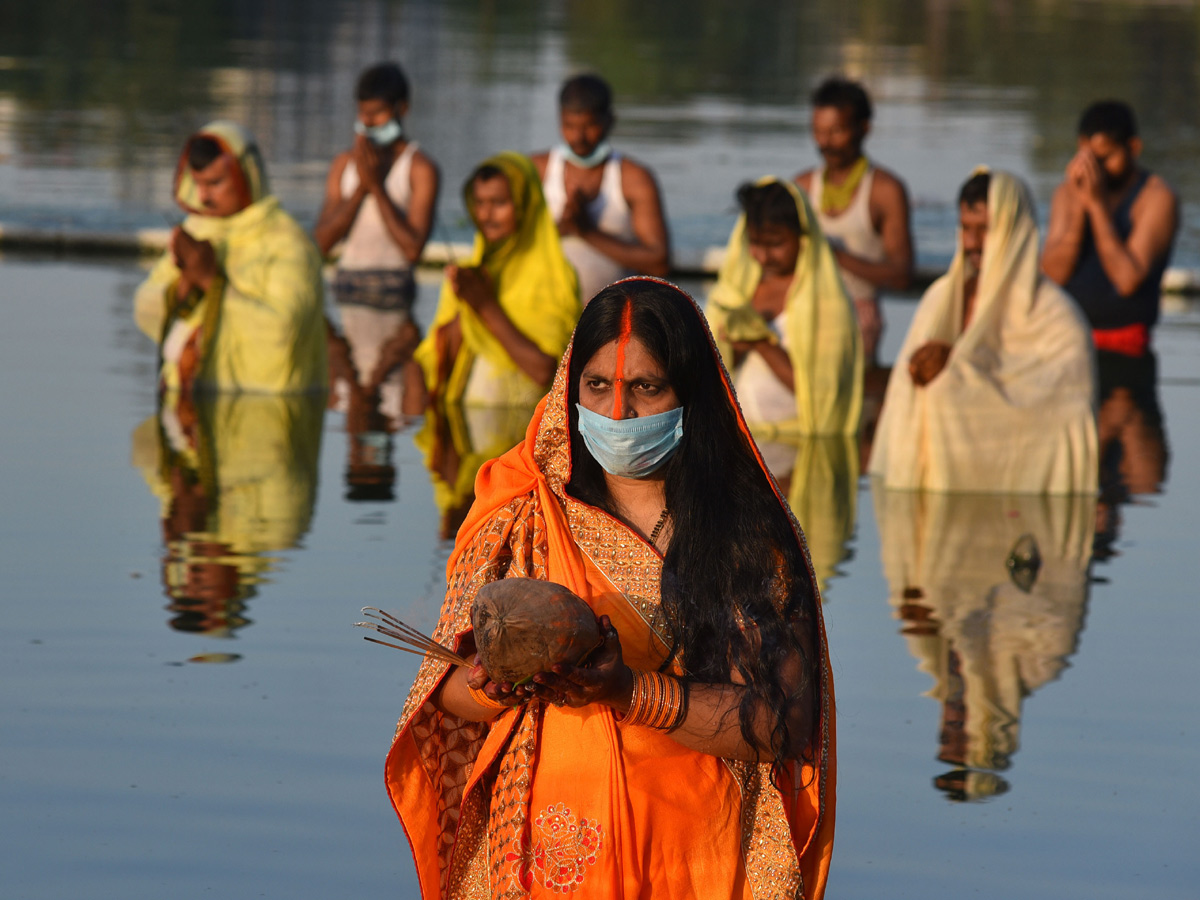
[611,299,633,418]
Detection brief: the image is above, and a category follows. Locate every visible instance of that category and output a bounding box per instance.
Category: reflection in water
[758,435,858,597]
[131,392,325,641]
[328,313,420,502]
[1095,349,1169,562]
[874,488,1096,800]
[416,401,533,541]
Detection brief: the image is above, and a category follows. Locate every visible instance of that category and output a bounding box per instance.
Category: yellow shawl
[130,392,324,636]
[868,170,1098,493]
[413,152,581,405]
[768,435,859,598]
[386,278,835,900]
[707,177,863,437]
[133,121,328,394]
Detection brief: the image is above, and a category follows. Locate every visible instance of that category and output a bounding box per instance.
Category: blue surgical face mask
[355,118,403,147]
[575,404,684,478]
[557,140,612,169]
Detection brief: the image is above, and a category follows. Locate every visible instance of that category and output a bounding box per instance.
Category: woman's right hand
[464,655,527,708]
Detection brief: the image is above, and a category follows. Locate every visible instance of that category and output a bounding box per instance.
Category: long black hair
[566,279,820,772]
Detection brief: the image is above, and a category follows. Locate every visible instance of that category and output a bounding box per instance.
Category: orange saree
[386,290,836,900]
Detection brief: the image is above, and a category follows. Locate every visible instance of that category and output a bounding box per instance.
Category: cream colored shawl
[869,170,1097,493]
[707,177,863,436]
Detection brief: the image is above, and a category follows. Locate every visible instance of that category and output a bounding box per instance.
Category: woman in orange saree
[385,277,835,899]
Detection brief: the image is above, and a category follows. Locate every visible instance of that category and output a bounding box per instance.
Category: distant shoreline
[4,222,1200,297]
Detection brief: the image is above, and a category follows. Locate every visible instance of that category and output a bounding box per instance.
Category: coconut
[471,578,601,685]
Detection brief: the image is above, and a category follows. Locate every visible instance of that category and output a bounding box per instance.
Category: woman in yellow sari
[386,277,835,899]
[403,152,581,413]
[707,177,862,438]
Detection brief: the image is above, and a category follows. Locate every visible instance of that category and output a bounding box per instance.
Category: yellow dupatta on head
[868,170,1097,493]
[707,177,863,437]
[413,152,581,405]
[387,278,835,900]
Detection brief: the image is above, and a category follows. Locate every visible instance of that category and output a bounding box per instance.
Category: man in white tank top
[795,77,914,366]
[532,74,670,304]
[315,62,439,403]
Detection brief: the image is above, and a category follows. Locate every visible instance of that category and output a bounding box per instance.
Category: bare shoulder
[794,169,816,192]
[1137,172,1179,218]
[868,165,910,205]
[410,148,441,183]
[618,155,664,198]
[530,150,550,178]
[618,155,660,186]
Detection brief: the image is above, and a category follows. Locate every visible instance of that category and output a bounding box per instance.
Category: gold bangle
[468,684,508,711]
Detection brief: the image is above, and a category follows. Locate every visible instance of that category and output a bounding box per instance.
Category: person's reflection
[131,391,324,642]
[1095,349,1169,560]
[328,317,420,502]
[417,400,533,541]
[757,433,858,598]
[875,489,1095,800]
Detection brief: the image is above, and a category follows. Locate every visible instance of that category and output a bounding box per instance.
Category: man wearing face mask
[315,62,440,391]
[532,73,671,304]
[134,121,327,394]
[1042,100,1178,357]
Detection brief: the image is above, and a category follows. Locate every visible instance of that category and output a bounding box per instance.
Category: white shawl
[869,170,1098,493]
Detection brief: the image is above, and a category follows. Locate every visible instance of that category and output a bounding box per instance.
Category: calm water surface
[1,257,1197,899]
[3,2,1200,898]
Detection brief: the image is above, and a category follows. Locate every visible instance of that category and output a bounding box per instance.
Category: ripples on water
[2,3,1200,898]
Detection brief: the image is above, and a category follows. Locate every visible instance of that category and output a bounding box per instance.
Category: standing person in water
[385,277,835,900]
[532,73,671,303]
[315,61,439,393]
[795,77,914,365]
[390,152,580,414]
[707,177,862,437]
[1041,100,1179,357]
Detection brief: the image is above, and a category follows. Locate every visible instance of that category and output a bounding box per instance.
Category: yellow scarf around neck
[820,156,869,215]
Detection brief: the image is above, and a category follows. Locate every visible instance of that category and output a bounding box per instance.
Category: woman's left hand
[525,616,634,711]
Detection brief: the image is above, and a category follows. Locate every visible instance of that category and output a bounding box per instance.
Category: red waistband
[1093,323,1150,356]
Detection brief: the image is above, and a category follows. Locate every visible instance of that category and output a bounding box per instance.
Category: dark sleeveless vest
[1063,170,1172,330]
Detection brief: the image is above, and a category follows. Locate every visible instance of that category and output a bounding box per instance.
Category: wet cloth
[334,140,421,313]
[134,121,328,394]
[542,148,634,302]
[707,177,863,437]
[868,170,1097,493]
[386,280,835,900]
[413,152,581,407]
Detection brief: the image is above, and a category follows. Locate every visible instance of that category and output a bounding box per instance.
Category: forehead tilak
[611,299,633,418]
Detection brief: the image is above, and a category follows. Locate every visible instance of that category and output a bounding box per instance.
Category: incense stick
[355,607,472,667]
